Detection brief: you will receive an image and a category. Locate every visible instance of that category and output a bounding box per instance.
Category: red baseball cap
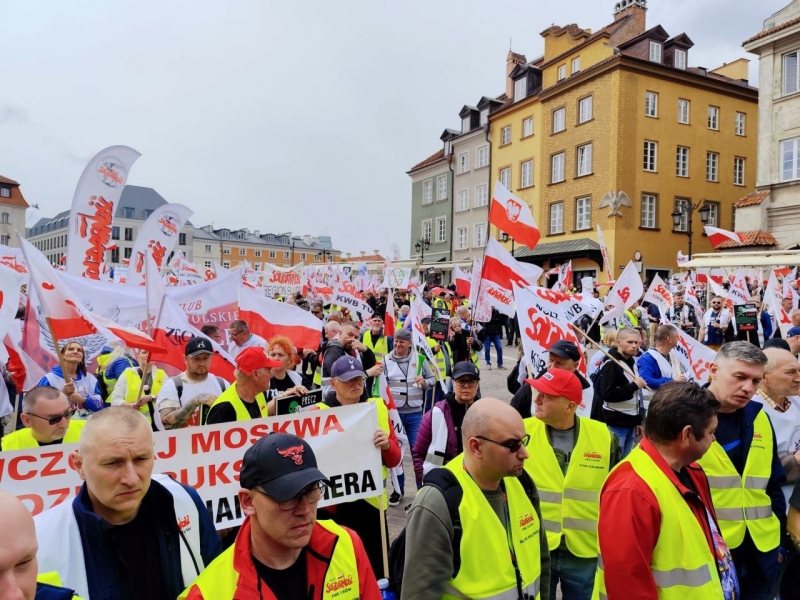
[236,347,281,375]
[525,368,583,404]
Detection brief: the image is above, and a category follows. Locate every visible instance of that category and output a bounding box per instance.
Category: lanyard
[499,481,527,600]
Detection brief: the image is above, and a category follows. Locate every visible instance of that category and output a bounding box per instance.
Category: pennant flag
[600,261,644,325]
[126,203,193,286]
[596,225,613,280]
[0,264,21,342]
[643,274,673,323]
[489,181,540,249]
[0,246,29,286]
[476,237,543,317]
[384,291,396,334]
[453,265,472,298]
[704,226,745,249]
[238,284,323,349]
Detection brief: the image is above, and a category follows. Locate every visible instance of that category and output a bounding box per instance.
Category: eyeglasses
[26,407,77,426]
[454,379,479,388]
[256,482,327,511]
[476,434,530,453]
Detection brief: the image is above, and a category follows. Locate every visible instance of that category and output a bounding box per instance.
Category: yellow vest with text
[206,382,269,424]
[1,420,86,451]
[696,409,780,551]
[523,416,610,557]
[593,447,724,600]
[362,330,389,362]
[123,367,167,422]
[443,454,542,600]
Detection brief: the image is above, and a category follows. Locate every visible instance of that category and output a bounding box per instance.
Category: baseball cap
[453,361,480,380]
[526,368,583,404]
[239,433,329,502]
[394,328,412,342]
[421,317,432,325]
[548,340,581,362]
[788,327,800,338]
[236,347,281,375]
[185,336,214,357]
[331,355,367,381]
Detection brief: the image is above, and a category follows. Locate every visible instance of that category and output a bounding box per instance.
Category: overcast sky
[0,0,788,258]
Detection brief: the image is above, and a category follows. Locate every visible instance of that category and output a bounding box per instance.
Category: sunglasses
[26,406,77,426]
[476,434,530,453]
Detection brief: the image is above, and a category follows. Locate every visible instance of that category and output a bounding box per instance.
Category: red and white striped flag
[384,291,396,335]
[238,284,323,349]
[476,237,542,317]
[488,182,540,249]
[453,264,471,298]
[704,226,745,249]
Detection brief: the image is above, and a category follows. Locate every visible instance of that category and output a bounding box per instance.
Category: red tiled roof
[744,15,800,45]
[407,149,445,173]
[716,230,778,249]
[0,176,20,186]
[0,175,28,208]
[734,190,769,208]
[538,15,632,70]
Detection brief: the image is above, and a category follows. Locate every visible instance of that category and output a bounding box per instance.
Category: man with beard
[321,321,381,395]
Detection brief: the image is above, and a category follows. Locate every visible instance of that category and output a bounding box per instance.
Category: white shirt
[229,333,267,358]
[752,391,800,505]
[155,374,228,430]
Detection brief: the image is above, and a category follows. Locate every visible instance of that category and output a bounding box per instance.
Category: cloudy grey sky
[0,0,787,258]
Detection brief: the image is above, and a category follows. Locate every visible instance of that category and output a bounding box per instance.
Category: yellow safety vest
[433,298,447,310]
[696,409,780,552]
[523,416,610,557]
[123,367,166,423]
[432,340,453,378]
[38,572,85,599]
[1,420,86,451]
[593,447,725,600]
[180,520,359,599]
[362,330,389,362]
[444,454,542,600]
[206,382,269,424]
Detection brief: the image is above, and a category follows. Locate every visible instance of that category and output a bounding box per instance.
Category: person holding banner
[227,320,267,358]
[108,349,167,431]
[1,387,85,451]
[38,341,104,413]
[179,432,381,599]
[34,407,221,600]
[205,348,279,425]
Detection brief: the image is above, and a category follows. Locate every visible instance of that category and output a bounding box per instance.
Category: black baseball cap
[240,433,329,502]
[331,355,367,381]
[453,361,480,380]
[185,336,214,357]
[548,340,581,362]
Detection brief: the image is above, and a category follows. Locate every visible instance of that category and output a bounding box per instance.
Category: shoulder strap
[517,470,536,502]
[170,375,184,400]
[421,468,465,577]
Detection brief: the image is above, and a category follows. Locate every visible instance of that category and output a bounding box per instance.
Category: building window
[649,41,662,63]
[522,117,533,138]
[123,207,134,218]
[734,157,746,186]
[457,190,469,212]
[436,217,447,243]
[475,184,488,207]
[437,175,447,200]
[474,223,487,248]
[673,199,690,232]
[576,144,593,177]
[557,65,567,81]
[239,248,246,256]
[458,152,469,174]
[456,227,468,250]
[179,233,186,246]
[204,244,211,253]
[674,49,687,70]
[521,160,534,187]
[706,151,719,182]
[254,249,262,257]
[300,253,306,261]
[514,77,527,101]
[144,209,154,220]
[551,152,566,183]
[501,126,511,145]
[553,107,566,133]
[499,167,511,189]
[784,51,799,95]
[423,179,433,204]
[282,252,289,259]
[461,116,471,133]
[550,202,564,234]
[223,261,230,268]
[124,227,133,241]
[575,197,591,230]
[223,247,231,255]
[0,188,9,198]
[269,251,276,258]
[641,194,657,229]
[111,248,120,263]
[708,106,719,130]
[124,247,133,259]
[422,220,432,242]
[221,230,229,239]
[578,96,593,123]
[678,99,690,124]
[477,145,489,167]
[109,226,119,241]
[782,137,800,181]
[0,213,8,224]
[480,108,489,126]
[645,92,658,117]
[705,202,720,227]
[676,146,689,177]
[204,260,212,268]
[643,141,658,172]
[735,112,746,136]
[572,56,581,73]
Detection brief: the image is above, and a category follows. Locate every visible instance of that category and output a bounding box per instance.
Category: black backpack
[589,357,611,422]
[388,467,536,596]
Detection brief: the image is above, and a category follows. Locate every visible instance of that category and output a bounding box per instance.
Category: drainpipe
[447,145,454,284]
[485,121,493,254]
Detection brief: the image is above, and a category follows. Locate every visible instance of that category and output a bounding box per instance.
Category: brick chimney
[505,50,527,99]
[611,0,647,43]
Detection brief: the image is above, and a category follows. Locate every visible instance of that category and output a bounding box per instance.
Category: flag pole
[10,391,20,434]
[569,323,651,391]
[45,317,71,385]
[135,248,154,405]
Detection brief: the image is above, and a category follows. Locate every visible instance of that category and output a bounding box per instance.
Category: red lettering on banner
[525,307,561,349]
[224,428,247,449]
[18,494,44,515]
[209,462,232,486]
[487,286,512,305]
[9,455,37,480]
[40,451,67,477]
[192,430,221,454]
[654,285,670,300]
[190,417,341,454]
[77,195,113,279]
[156,436,177,460]
[535,288,569,304]
[268,271,301,285]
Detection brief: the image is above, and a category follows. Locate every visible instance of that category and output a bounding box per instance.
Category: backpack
[589,356,610,422]
[170,375,227,425]
[388,467,536,596]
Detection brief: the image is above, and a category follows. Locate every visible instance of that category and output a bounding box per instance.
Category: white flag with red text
[643,274,673,323]
[766,269,792,337]
[672,329,716,385]
[728,268,750,306]
[600,261,644,325]
[489,182,540,249]
[332,278,374,318]
[126,203,193,287]
[596,225,613,280]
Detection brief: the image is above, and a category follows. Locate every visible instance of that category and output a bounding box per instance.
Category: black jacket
[598,348,643,428]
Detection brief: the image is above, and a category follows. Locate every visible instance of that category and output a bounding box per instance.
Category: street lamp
[316,249,332,263]
[671,201,711,260]
[501,232,515,257]
[415,237,431,263]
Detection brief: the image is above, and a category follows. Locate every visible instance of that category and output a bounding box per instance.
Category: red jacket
[183,517,381,600]
[597,438,720,600]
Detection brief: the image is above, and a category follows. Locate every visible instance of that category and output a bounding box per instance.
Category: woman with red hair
[267,336,308,400]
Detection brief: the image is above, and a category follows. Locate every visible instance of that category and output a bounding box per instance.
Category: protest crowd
[5,164,800,600]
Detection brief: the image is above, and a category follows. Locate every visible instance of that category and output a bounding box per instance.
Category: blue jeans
[607,425,636,458]
[549,549,597,600]
[484,334,503,367]
[397,411,423,492]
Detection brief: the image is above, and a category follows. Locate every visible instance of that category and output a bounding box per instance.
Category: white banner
[126,203,193,286]
[1,403,382,529]
[382,266,411,290]
[672,328,716,385]
[0,246,29,285]
[261,263,304,297]
[643,274,672,322]
[332,279,374,317]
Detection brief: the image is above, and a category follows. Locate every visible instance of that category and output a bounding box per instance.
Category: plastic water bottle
[377,578,396,600]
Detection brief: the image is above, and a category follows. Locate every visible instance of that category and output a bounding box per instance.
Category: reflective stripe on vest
[385,355,424,409]
[423,405,449,476]
[523,416,610,557]
[444,454,542,600]
[1,420,86,451]
[207,382,269,423]
[124,368,166,422]
[362,330,389,362]
[592,447,724,600]
[602,362,641,416]
[641,349,672,406]
[696,409,780,551]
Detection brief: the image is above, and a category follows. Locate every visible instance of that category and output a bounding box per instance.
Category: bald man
[33,407,221,600]
[401,398,550,600]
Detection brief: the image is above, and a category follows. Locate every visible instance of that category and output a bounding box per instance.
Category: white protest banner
[66,146,141,279]
[382,266,412,290]
[261,263,304,297]
[643,274,673,323]
[672,328,716,385]
[580,276,594,294]
[332,279,374,317]
[1,403,382,529]
[682,273,703,317]
[527,286,594,325]
[0,246,29,285]
[126,203,193,286]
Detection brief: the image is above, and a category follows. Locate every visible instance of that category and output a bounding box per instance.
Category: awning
[513,238,601,260]
[681,251,800,269]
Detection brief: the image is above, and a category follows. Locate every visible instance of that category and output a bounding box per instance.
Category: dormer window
[221,230,229,239]
[674,49,686,70]
[0,188,9,198]
[266,234,274,242]
[462,117,471,133]
[444,140,452,156]
[238,232,246,240]
[649,42,662,63]
[514,77,527,101]
[480,108,489,126]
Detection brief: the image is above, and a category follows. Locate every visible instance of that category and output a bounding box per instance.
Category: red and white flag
[453,264,471,298]
[596,225,613,280]
[4,328,46,393]
[238,284,323,349]
[376,369,408,490]
[677,250,688,265]
[643,274,673,323]
[476,237,543,317]
[0,264,21,342]
[766,269,792,337]
[488,182,540,249]
[555,261,573,292]
[704,226,745,249]
[384,291,396,335]
[126,203,193,286]
[600,261,644,325]
[728,268,750,306]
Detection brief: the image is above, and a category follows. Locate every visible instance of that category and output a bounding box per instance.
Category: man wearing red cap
[523,368,621,600]
[205,347,281,424]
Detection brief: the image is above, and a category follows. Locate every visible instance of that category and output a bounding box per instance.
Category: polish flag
[488,182,540,250]
[453,265,471,298]
[4,328,46,393]
[238,284,323,350]
[476,237,543,317]
[704,226,745,249]
[384,291,396,335]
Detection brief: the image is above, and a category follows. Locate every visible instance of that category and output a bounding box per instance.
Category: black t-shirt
[206,394,265,424]
[38,438,64,446]
[714,410,745,474]
[268,375,295,400]
[252,550,307,600]
[675,467,699,496]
